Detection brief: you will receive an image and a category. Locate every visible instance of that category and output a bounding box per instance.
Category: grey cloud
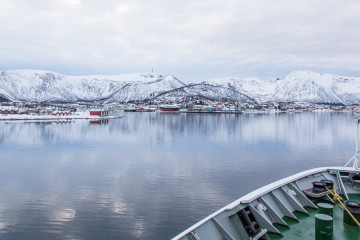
[0,0,359,82]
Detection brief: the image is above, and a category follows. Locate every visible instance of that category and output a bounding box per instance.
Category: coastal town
[0,98,358,121]
[0,101,114,120]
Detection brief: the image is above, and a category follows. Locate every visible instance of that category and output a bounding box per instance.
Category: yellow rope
[325,185,360,227]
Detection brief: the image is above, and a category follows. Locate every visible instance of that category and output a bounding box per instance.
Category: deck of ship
[269,194,360,240]
[172,167,360,240]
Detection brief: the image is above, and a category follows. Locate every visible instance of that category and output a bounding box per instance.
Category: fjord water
[0,112,356,239]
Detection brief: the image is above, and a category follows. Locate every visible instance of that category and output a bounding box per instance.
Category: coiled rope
[325,185,360,227]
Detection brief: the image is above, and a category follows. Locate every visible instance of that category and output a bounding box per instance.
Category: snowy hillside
[209,77,278,102]
[270,71,360,105]
[0,70,359,104]
[207,71,360,104]
[0,70,186,103]
[157,83,254,102]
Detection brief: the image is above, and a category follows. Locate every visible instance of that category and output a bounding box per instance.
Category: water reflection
[0,112,357,239]
[89,119,109,125]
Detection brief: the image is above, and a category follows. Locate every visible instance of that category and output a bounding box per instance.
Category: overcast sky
[0,0,359,82]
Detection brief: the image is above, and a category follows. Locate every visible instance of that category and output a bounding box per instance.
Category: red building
[10,109,19,114]
[0,107,19,114]
[90,109,109,116]
[52,111,72,116]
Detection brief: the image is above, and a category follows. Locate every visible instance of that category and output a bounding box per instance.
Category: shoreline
[0,109,354,121]
[0,113,121,121]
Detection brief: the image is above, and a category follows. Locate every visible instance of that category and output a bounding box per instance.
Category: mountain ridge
[0,70,359,105]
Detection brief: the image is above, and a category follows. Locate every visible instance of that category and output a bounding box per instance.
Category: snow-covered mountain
[207,71,360,104]
[0,70,255,103]
[0,69,359,104]
[0,70,186,103]
[270,71,360,105]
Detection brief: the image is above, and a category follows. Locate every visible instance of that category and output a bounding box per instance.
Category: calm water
[0,112,357,239]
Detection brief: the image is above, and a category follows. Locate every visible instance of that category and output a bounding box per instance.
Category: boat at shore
[124,109,137,112]
[124,105,137,112]
[136,107,156,112]
[172,124,360,240]
[159,105,180,112]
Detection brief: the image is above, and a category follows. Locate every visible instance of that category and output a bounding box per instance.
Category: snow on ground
[0,112,119,121]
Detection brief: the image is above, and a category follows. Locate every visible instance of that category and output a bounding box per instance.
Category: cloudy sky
[0,0,359,82]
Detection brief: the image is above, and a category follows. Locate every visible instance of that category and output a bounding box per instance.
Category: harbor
[0,112,357,240]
